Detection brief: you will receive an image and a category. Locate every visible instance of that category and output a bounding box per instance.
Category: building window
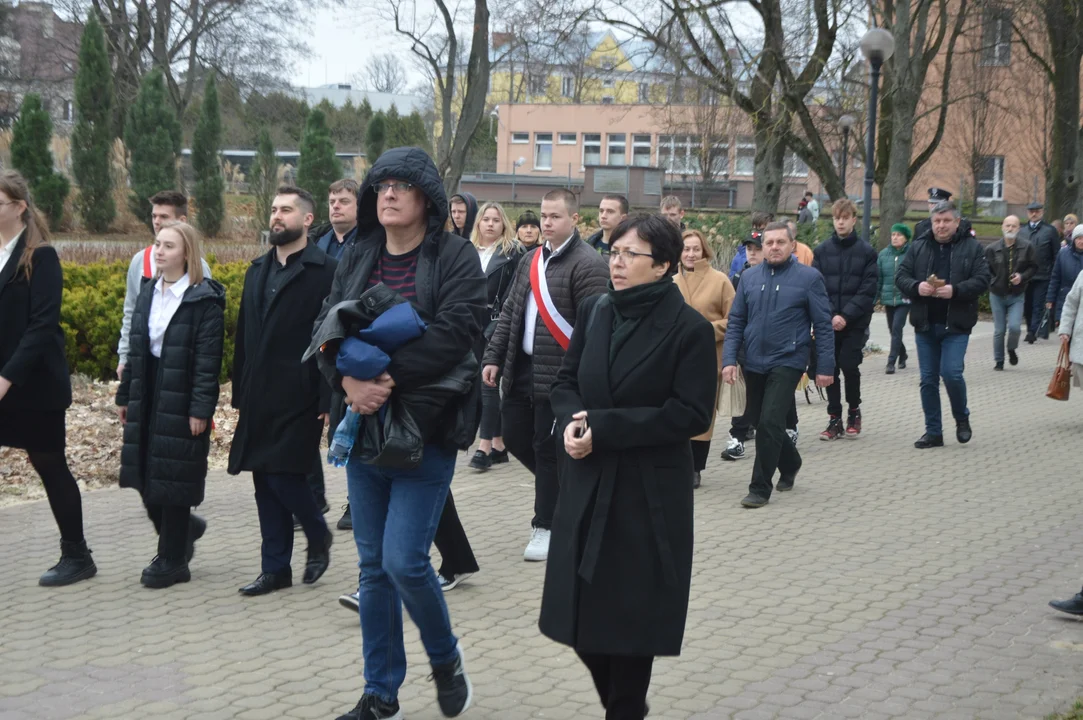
[658,134,698,175]
[511,132,529,144]
[607,133,627,166]
[638,82,650,103]
[734,136,756,175]
[981,8,1011,66]
[534,133,553,170]
[528,73,547,95]
[709,141,729,176]
[977,156,1005,200]
[603,76,615,89]
[784,151,809,177]
[561,76,575,98]
[601,96,615,105]
[632,134,652,167]
[558,132,577,144]
[582,133,602,166]
[62,100,73,122]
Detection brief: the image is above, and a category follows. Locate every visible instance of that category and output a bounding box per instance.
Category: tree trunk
[442,0,491,195]
[1044,2,1083,218]
[752,118,786,213]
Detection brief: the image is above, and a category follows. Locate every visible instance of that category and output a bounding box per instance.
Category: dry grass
[54,236,265,265]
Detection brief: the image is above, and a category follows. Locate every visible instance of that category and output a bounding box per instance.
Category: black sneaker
[898,356,907,369]
[956,419,972,444]
[885,363,895,375]
[1008,349,1019,366]
[914,433,944,449]
[819,416,843,441]
[468,450,492,472]
[140,556,191,589]
[337,504,353,531]
[1025,333,1036,344]
[490,448,510,464]
[740,493,769,508]
[335,694,403,720]
[994,362,1004,371]
[720,437,745,460]
[431,644,473,717]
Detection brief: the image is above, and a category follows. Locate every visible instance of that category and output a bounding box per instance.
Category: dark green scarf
[608,278,675,363]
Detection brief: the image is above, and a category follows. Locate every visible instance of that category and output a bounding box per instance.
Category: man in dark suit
[229,186,338,596]
[1018,201,1061,342]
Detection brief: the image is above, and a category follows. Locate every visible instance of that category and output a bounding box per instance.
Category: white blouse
[0,229,24,276]
[148,274,190,358]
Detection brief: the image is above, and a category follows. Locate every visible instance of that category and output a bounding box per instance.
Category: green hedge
[61,257,249,382]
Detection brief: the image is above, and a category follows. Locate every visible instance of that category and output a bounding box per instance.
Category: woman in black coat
[116,221,224,589]
[542,214,717,719]
[0,171,96,587]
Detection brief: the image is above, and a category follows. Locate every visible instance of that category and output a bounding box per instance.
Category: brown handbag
[1046,338,1072,401]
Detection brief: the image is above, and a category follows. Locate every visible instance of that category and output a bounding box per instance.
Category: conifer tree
[71,13,115,233]
[365,113,387,169]
[296,108,340,223]
[11,94,69,229]
[125,70,182,230]
[249,128,279,233]
[192,75,225,237]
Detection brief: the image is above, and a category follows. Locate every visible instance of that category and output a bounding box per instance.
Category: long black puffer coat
[116,278,225,506]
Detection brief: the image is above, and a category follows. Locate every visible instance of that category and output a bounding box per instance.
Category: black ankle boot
[39,540,97,587]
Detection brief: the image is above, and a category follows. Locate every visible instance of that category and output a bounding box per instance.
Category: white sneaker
[787,428,799,446]
[523,528,551,562]
[439,572,472,591]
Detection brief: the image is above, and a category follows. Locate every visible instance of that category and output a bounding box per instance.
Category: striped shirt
[366,245,421,301]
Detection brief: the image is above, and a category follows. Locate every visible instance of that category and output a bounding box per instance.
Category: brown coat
[795,242,814,266]
[674,260,735,440]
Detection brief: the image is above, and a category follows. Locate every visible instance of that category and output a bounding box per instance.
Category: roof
[292,85,424,114]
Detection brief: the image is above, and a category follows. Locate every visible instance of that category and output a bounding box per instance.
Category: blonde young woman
[0,170,96,586]
[674,229,735,488]
[116,221,225,589]
[469,201,524,470]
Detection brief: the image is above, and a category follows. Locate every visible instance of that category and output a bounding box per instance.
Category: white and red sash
[530,248,574,350]
[142,246,155,278]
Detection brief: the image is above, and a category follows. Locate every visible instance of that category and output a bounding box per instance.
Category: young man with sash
[483,189,609,562]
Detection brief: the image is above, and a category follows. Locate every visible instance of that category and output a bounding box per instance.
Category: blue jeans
[990,292,1025,363]
[914,325,970,436]
[885,305,909,365]
[347,445,459,703]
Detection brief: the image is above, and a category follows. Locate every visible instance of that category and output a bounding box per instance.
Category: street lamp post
[512,156,525,201]
[838,114,857,194]
[859,28,895,243]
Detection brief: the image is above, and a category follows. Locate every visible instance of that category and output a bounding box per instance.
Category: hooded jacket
[312,147,487,451]
[895,226,991,334]
[117,278,225,506]
[449,191,479,240]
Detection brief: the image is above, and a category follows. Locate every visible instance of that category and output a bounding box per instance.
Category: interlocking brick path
[2,318,1081,720]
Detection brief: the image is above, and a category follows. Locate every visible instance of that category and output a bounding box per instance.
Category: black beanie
[516,211,541,230]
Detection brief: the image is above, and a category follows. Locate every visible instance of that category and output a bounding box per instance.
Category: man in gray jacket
[1018,201,1061,342]
[116,191,211,379]
[482,189,609,562]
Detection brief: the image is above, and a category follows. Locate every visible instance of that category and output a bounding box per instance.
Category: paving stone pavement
[2,318,1082,720]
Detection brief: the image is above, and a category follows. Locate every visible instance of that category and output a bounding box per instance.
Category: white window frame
[582,133,602,168]
[62,100,73,122]
[632,134,652,167]
[658,134,699,175]
[709,141,729,177]
[607,133,627,166]
[981,8,1012,66]
[638,82,650,103]
[511,132,529,144]
[534,132,553,171]
[784,151,809,178]
[558,132,577,145]
[734,136,755,176]
[528,72,547,96]
[977,155,1005,200]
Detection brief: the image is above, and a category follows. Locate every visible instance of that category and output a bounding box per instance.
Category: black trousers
[501,357,559,529]
[576,652,654,720]
[1025,279,1051,338]
[304,448,327,509]
[144,502,192,561]
[826,328,865,417]
[433,489,479,577]
[253,472,329,574]
[24,451,85,544]
[744,367,804,500]
[885,305,910,364]
[730,396,798,442]
[690,440,711,472]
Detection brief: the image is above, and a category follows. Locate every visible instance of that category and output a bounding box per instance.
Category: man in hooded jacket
[448,191,478,240]
[315,147,485,720]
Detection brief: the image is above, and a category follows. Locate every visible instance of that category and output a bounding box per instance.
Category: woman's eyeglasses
[373,182,415,195]
[602,249,655,263]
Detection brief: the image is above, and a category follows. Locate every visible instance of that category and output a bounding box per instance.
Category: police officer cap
[927,187,952,201]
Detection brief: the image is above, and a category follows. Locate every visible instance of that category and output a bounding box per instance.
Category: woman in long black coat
[116,221,224,589]
[0,171,96,587]
[542,214,717,719]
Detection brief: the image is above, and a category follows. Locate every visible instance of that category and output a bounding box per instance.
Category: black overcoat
[0,238,72,414]
[116,278,225,506]
[540,285,717,657]
[228,242,337,475]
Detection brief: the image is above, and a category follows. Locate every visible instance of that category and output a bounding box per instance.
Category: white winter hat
[1073,224,1083,239]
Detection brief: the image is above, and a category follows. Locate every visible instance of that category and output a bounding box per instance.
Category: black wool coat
[0,238,72,413]
[540,285,717,657]
[228,243,337,475]
[116,278,225,506]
